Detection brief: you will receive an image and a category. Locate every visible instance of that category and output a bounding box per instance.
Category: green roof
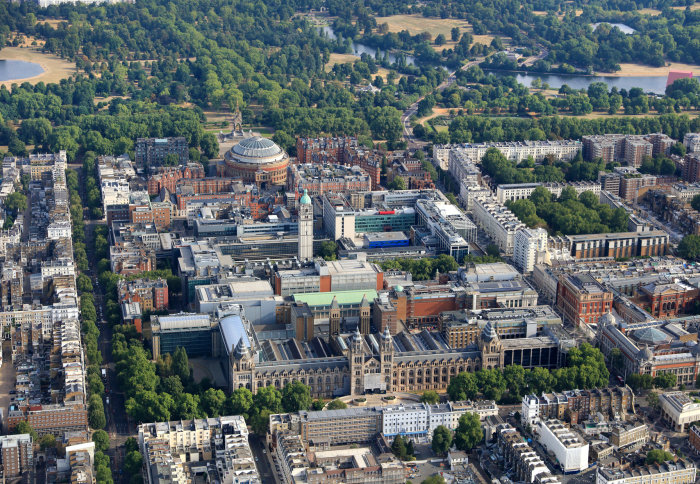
[292,290,378,307]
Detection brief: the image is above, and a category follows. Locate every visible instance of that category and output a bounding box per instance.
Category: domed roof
[636,346,654,361]
[300,189,311,205]
[231,136,283,159]
[632,327,671,345]
[395,285,403,293]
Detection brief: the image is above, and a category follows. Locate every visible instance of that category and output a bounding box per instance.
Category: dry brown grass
[375,14,507,48]
[606,62,699,77]
[0,47,76,89]
[325,53,362,71]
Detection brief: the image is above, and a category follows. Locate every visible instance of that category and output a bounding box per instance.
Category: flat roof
[292,290,378,307]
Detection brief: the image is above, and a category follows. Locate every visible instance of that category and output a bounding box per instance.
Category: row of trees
[448,344,610,403]
[507,185,629,235]
[379,254,460,279]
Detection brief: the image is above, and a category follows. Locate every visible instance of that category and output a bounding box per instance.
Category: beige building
[596,459,695,484]
[659,392,700,432]
[610,423,649,451]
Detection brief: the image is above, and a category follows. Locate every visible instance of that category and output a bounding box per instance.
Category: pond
[319,26,416,66]
[591,23,636,34]
[0,59,45,82]
[490,71,668,95]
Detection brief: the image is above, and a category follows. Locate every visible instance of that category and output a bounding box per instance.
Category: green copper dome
[300,189,311,205]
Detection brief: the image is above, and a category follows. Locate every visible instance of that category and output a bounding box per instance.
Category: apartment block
[513,228,548,273]
[472,195,525,255]
[437,140,582,165]
[496,181,601,204]
[287,163,371,196]
[521,387,635,427]
[610,423,649,451]
[135,137,189,168]
[596,459,695,484]
[684,133,700,153]
[567,231,669,259]
[498,424,561,484]
[138,416,260,484]
[0,434,33,479]
[537,419,589,473]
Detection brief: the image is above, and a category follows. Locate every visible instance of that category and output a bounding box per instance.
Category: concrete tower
[298,189,313,261]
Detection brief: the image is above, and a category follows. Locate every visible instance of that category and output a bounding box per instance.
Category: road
[401,58,483,149]
[75,163,132,484]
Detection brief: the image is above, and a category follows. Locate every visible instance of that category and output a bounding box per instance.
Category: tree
[447,372,478,401]
[311,399,325,411]
[646,391,660,410]
[610,348,624,372]
[677,235,700,261]
[327,399,348,410]
[226,387,253,417]
[431,425,453,456]
[4,192,27,215]
[172,347,190,383]
[392,434,408,459]
[627,373,653,391]
[421,390,440,405]
[646,449,674,465]
[318,241,338,261]
[653,373,676,389]
[124,450,144,476]
[451,27,461,42]
[692,195,700,212]
[282,381,312,413]
[253,386,282,414]
[89,394,106,429]
[435,34,447,46]
[200,388,226,417]
[387,177,407,190]
[92,430,110,452]
[16,421,38,441]
[454,413,483,451]
[40,434,57,450]
[486,244,500,258]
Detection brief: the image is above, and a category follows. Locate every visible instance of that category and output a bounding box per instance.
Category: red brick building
[556,274,614,326]
[118,278,169,312]
[147,163,205,195]
[373,284,467,333]
[690,425,700,454]
[6,404,88,436]
[639,282,699,319]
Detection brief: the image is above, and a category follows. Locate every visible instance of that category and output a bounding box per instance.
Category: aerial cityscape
[0,0,699,483]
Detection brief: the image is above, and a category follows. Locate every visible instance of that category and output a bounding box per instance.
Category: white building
[537,419,589,473]
[381,401,499,438]
[521,394,541,427]
[684,133,700,153]
[448,150,480,183]
[435,140,582,165]
[472,196,525,255]
[513,228,548,273]
[47,220,73,240]
[382,404,429,437]
[659,391,700,432]
[459,180,492,213]
[496,182,601,204]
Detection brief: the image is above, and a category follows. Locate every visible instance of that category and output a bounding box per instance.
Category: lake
[591,23,636,34]
[319,26,416,66]
[0,59,44,82]
[491,71,668,94]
